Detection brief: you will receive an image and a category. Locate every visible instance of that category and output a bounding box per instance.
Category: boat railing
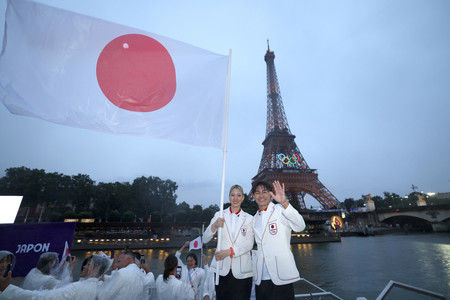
[376,280,447,300]
[294,278,343,299]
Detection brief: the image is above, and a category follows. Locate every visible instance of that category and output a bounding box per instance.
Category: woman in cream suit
[203,184,254,300]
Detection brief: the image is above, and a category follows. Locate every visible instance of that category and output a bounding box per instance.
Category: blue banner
[0,222,76,277]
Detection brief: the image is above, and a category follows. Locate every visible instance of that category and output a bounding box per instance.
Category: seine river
[70,232,449,299]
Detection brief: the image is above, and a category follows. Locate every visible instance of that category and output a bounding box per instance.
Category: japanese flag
[0,0,229,148]
[57,240,71,269]
[62,241,71,260]
[189,236,202,251]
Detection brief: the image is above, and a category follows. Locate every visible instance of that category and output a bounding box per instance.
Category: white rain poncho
[97,263,147,300]
[0,251,16,276]
[22,252,72,291]
[202,264,216,300]
[142,269,155,300]
[155,274,195,300]
[0,254,112,300]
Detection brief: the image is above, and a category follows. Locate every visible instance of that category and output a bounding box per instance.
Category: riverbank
[71,232,342,250]
[339,227,406,237]
[71,227,414,251]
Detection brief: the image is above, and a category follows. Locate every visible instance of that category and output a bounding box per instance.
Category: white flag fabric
[0,196,22,224]
[0,0,229,148]
[189,236,202,251]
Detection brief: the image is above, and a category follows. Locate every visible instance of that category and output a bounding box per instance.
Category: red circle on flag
[96,34,176,112]
[194,241,198,248]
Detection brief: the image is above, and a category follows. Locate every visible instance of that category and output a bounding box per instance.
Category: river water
[69,232,449,299]
[291,232,450,299]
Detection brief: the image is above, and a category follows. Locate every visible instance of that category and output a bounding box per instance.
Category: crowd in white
[0,246,212,300]
[0,180,306,300]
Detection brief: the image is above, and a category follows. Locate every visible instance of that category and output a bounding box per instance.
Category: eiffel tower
[252,44,340,210]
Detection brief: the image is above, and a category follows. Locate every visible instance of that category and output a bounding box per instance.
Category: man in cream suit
[251,180,306,300]
[203,184,254,299]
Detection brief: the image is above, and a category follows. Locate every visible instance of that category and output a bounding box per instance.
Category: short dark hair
[81,255,92,272]
[251,180,272,194]
[186,252,198,266]
[133,252,141,261]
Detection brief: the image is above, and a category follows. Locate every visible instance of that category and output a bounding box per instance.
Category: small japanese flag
[189,236,202,251]
[62,241,71,260]
[100,251,111,258]
[57,240,71,269]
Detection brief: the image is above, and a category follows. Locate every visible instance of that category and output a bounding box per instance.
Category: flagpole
[201,224,204,267]
[215,49,232,285]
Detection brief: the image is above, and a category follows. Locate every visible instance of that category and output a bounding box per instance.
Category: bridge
[376,204,450,232]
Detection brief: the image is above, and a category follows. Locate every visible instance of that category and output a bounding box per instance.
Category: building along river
[68,232,449,299]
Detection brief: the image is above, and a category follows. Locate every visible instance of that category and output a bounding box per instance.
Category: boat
[292,278,447,299]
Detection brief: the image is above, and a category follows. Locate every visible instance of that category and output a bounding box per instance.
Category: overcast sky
[1,0,449,209]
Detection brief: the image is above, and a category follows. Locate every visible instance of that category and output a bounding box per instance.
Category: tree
[371,195,382,207]
[107,210,121,222]
[188,209,202,222]
[70,174,95,213]
[202,204,219,222]
[356,199,365,208]
[131,176,178,220]
[177,201,190,211]
[122,211,135,222]
[241,194,258,215]
[49,212,63,222]
[404,192,423,207]
[175,201,190,222]
[78,211,93,219]
[63,211,77,219]
[343,198,355,211]
[93,181,132,220]
[93,182,116,220]
[175,210,188,222]
[163,213,173,223]
[151,211,161,223]
[383,192,402,208]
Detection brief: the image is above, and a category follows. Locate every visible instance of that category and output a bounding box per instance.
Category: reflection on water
[292,233,450,299]
[70,233,449,299]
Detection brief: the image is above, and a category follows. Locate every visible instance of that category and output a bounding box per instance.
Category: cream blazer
[203,208,254,279]
[252,202,306,285]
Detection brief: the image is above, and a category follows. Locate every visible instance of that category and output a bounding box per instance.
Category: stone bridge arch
[377,205,450,232]
[381,215,433,232]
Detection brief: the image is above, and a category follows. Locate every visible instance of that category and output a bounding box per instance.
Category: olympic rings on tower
[277,153,300,165]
